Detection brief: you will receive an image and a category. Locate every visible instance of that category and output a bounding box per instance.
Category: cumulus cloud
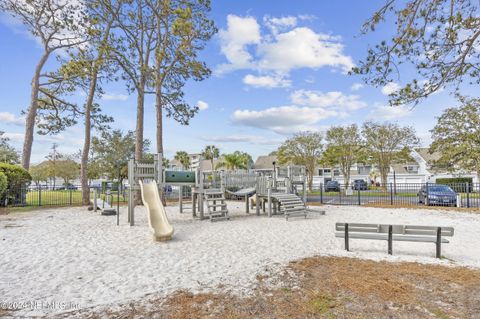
[263,15,297,34]
[257,27,354,73]
[233,105,334,134]
[201,135,281,145]
[351,83,364,91]
[216,15,354,77]
[231,89,367,134]
[290,90,366,110]
[243,74,291,88]
[2,132,24,142]
[370,104,412,120]
[197,100,209,110]
[0,112,24,126]
[381,82,401,95]
[101,93,129,101]
[217,15,261,73]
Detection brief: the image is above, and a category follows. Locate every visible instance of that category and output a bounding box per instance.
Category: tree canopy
[0,132,20,164]
[354,0,480,106]
[430,96,480,180]
[322,124,363,187]
[201,145,220,171]
[174,151,191,170]
[277,132,323,190]
[362,121,419,186]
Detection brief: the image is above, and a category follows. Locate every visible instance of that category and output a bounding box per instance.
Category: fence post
[436,227,442,259]
[320,183,323,204]
[426,182,429,206]
[344,223,349,251]
[390,183,393,205]
[388,225,393,255]
[466,182,470,208]
[357,187,361,206]
[38,185,42,206]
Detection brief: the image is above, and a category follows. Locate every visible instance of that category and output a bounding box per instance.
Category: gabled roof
[254,155,278,170]
[390,163,419,174]
[415,148,441,165]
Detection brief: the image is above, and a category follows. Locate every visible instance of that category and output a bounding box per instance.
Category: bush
[436,177,473,192]
[0,163,32,206]
[0,172,7,196]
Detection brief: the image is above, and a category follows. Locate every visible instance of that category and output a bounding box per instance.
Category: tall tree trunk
[80,68,98,205]
[22,51,50,169]
[155,83,163,155]
[135,82,145,161]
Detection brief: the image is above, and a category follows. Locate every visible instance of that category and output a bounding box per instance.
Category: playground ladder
[204,188,230,222]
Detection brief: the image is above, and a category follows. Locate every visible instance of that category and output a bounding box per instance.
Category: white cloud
[216,15,354,76]
[370,105,412,120]
[2,132,24,142]
[0,112,24,126]
[257,27,354,73]
[263,15,297,34]
[217,15,261,73]
[201,135,281,145]
[197,100,209,110]
[232,106,336,134]
[290,90,367,111]
[381,82,401,95]
[243,74,291,88]
[101,93,129,101]
[231,89,367,135]
[351,83,364,91]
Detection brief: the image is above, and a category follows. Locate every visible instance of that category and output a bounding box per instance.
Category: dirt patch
[53,256,480,318]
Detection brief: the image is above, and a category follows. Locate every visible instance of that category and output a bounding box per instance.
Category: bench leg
[436,227,442,259]
[344,223,349,252]
[388,225,393,255]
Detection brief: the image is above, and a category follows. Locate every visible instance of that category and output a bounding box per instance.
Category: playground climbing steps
[204,188,230,222]
[272,193,308,220]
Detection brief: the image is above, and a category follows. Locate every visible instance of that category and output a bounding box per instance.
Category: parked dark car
[418,184,457,206]
[325,181,340,192]
[352,179,368,191]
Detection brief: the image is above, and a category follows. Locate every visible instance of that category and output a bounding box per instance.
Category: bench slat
[336,222,454,236]
[335,233,450,243]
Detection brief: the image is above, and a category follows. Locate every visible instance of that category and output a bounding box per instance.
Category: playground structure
[127,154,314,225]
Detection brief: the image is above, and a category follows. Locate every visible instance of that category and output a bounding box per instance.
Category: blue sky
[0,0,461,164]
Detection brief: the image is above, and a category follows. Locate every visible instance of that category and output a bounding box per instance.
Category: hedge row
[436,177,473,192]
[0,163,32,206]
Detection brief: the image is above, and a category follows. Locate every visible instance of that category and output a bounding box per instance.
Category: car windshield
[327,181,337,185]
[429,186,453,192]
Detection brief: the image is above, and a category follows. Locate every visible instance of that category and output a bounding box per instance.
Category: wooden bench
[335,223,454,258]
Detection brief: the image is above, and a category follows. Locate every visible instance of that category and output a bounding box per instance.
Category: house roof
[254,155,278,170]
[390,163,419,174]
[415,148,441,165]
[199,157,224,171]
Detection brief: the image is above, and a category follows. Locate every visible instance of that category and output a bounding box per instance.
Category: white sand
[1,203,480,317]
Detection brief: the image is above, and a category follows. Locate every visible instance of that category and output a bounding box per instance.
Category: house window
[333,169,340,176]
[318,169,323,176]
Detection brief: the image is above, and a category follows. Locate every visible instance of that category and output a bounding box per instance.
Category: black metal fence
[1,184,193,208]
[1,185,128,208]
[306,182,480,208]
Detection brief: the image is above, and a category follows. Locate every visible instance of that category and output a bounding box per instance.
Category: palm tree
[174,151,191,170]
[215,151,252,170]
[201,145,220,171]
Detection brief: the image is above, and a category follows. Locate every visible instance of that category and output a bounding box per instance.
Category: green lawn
[23,189,128,206]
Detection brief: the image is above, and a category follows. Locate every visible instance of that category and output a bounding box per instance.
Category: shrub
[0,163,32,206]
[0,172,7,196]
[436,177,473,193]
